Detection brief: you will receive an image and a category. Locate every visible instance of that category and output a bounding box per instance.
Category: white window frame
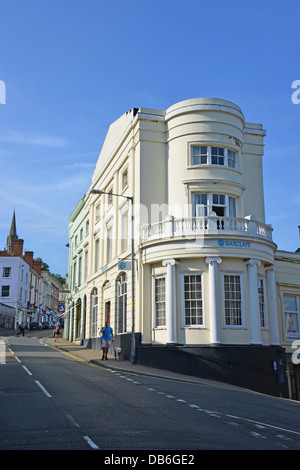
[90,289,98,338]
[192,193,237,218]
[258,276,267,330]
[106,225,112,264]
[122,168,128,191]
[84,250,88,283]
[78,256,82,287]
[121,212,128,253]
[2,267,11,278]
[222,272,245,328]
[116,273,127,334]
[94,239,100,273]
[95,204,100,221]
[189,144,237,169]
[181,272,205,328]
[119,199,129,254]
[152,275,166,328]
[73,261,77,289]
[107,188,113,207]
[1,285,10,298]
[283,294,300,341]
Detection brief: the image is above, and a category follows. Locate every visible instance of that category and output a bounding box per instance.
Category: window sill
[187,164,241,175]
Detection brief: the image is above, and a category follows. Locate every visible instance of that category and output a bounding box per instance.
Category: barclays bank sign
[218,240,251,248]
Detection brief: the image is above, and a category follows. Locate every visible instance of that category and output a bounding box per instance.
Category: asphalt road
[1,331,300,454]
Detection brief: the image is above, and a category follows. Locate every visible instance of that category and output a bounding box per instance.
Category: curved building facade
[66,98,300,397]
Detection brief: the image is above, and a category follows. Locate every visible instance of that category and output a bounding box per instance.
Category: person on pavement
[54,322,61,342]
[16,321,25,337]
[100,322,114,360]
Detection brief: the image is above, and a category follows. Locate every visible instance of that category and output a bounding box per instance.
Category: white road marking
[35,380,52,398]
[65,413,80,428]
[111,367,300,443]
[22,365,32,376]
[83,435,99,450]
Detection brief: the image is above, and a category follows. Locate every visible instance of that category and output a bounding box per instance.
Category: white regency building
[65,98,300,399]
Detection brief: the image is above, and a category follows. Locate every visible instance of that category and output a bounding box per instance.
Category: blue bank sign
[218,240,251,248]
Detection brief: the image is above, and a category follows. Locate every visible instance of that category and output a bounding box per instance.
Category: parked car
[42,321,51,329]
[29,322,42,330]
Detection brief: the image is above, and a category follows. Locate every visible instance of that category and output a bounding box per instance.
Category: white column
[162,259,177,344]
[266,266,280,345]
[205,257,222,344]
[246,259,261,344]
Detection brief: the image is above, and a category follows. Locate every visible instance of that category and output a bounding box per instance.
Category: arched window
[116,273,127,334]
[90,288,98,338]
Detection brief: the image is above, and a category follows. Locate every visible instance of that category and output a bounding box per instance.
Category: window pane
[117,274,127,333]
[193,193,208,217]
[229,196,236,217]
[285,312,299,339]
[191,146,207,165]
[1,286,10,297]
[258,278,266,328]
[155,277,166,327]
[3,267,11,278]
[224,275,242,326]
[211,147,224,156]
[184,274,203,326]
[90,290,98,337]
[228,150,236,168]
[284,296,297,312]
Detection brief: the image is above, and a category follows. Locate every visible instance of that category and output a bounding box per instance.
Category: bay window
[190,145,237,169]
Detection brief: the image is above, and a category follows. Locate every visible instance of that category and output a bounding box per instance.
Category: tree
[41,261,50,271]
[53,274,66,286]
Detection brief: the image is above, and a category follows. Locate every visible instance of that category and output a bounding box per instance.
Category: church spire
[6,209,18,255]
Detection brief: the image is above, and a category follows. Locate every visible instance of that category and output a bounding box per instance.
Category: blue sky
[0,0,300,276]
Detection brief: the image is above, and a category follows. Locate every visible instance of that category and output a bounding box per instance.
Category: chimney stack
[24,251,34,268]
[33,258,42,276]
[13,238,24,257]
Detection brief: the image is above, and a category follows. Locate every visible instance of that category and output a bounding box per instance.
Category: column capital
[205,257,222,266]
[162,258,176,267]
[245,258,261,267]
[265,264,275,272]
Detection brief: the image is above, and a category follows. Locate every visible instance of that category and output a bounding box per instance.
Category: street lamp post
[91,189,135,364]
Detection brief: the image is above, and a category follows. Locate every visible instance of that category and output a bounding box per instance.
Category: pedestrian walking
[16,321,25,337]
[100,322,114,360]
[54,322,61,342]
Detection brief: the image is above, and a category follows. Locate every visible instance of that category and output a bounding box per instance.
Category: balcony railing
[142,215,273,243]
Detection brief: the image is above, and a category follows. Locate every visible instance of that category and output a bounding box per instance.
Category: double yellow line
[50,346,103,369]
[51,345,141,377]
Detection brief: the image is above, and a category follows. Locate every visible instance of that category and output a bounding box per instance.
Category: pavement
[1,327,244,391]
[45,334,245,391]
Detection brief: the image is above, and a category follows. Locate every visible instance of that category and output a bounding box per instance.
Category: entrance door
[105,301,111,324]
